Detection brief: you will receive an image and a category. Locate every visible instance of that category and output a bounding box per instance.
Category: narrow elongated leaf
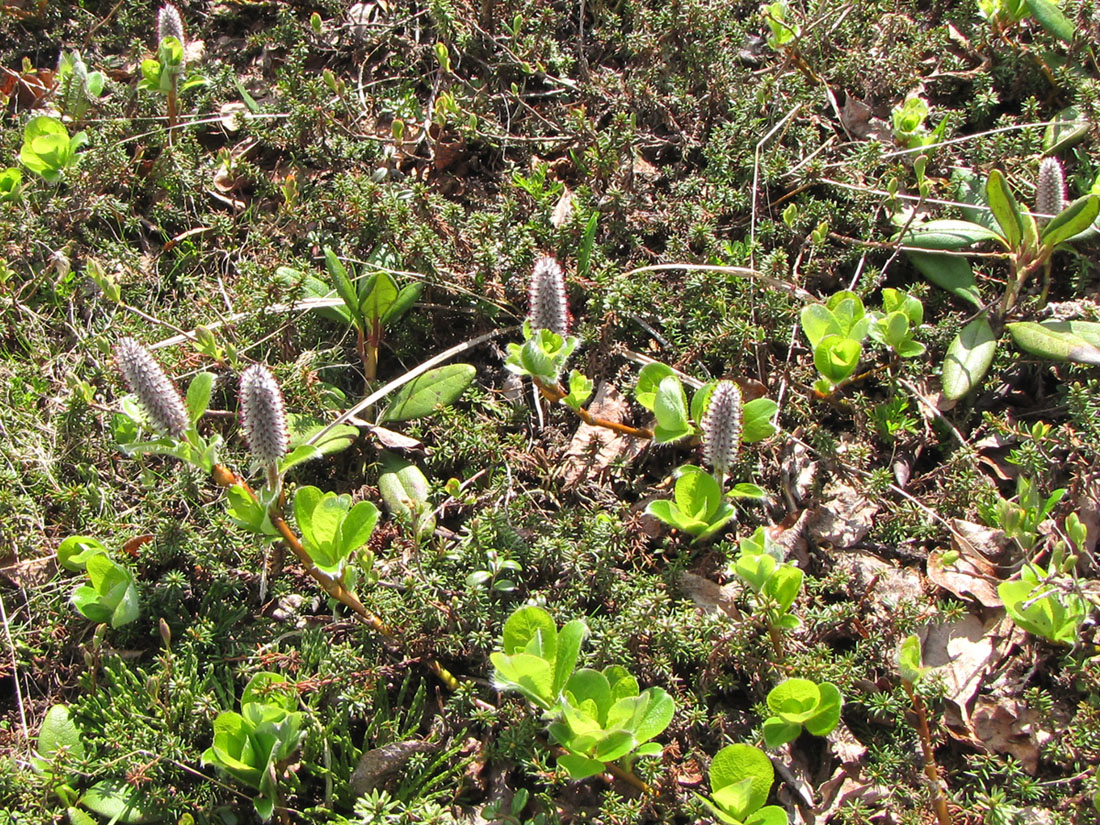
[1006,322,1100,366]
[897,219,1002,250]
[553,619,588,697]
[360,271,398,324]
[1041,194,1100,248]
[381,364,476,422]
[380,282,422,325]
[1025,0,1074,42]
[986,170,1022,249]
[942,315,997,400]
[324,248,360,319]
[185,372,214,425]
[907,252,981,307]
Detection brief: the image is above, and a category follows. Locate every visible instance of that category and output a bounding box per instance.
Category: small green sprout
[978,0,1074,43]
[0,166,22,203]
[490,605,587,711]
[763,2,800,50]
[55,51,104,121]
[730,528,803,660]
[699,744,787,825]
[868,289,926,359]
[19,116,88,183]
[645,466,765,543]
[762,678,843,748]
[800,291,870,395]
[293,486,380,582]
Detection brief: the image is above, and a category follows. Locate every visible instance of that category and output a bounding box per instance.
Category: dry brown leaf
[826,720,866,766]
[550,187,574,228]
[830,551,923,619]
[926,519,1008,607]
[809,482,880,549]
[349,739,441,794]
[919,614,1010,736]
[678,571,742,620]
[971,696,1050,774]
[839,96,893,142]
[561,382,644,487]
[814,768,894,823]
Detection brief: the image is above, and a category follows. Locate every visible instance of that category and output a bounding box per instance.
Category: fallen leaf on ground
[678,571,742,620]
[561,382,644,487]
[809,481,880,549]
[971,696,1051,774]
[926,519,1009,608]
[0,556,56,589]
[350,739,441,794]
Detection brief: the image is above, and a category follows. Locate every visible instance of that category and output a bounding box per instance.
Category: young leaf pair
[645,466,765,543]
[700,744,786,825]
[57,536,140,629]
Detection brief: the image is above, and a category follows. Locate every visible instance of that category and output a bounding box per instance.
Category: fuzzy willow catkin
[1036,157,1066,222]
[527,256,570,336]
[157,3,185,49]
[702,380,742,479]
[239,364,289,466]
[114,337,189,438]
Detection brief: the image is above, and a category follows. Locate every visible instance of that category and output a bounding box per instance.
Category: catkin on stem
[114,337,189,438]
[527,256,570,336]
[702,380,742,480]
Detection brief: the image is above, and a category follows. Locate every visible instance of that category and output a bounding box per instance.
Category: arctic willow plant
[491,605,675,781]
[899,162,1100,400]
[139,4,207,134]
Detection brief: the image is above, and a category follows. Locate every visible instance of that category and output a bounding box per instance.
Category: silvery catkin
[702,380,742,479]
[527,256,570,336]
[239,363,289,467]
[114,337,189,438]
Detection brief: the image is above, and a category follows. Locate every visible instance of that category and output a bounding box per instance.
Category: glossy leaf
[80,779,158,824]
[323,248,360,320]
[709,744,774,819]
[898,219,1002,250]
[1025,0,1074,42]
[907,252,981,307]
[185,372,214,425]
[941,315,996,400]
[985,170,1023,249]
[634,363,676,411]
[1006,322,1100,366]
[1041,194,1100,248]
[742,398,778,443]
[381,364,476,421]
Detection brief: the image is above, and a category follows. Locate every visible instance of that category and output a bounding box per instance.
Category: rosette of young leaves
[645,466,765,544]
[202,672,305,822]
[505,322,579,386]
[899,168,1100,400]
[868,289,925,358]
[58,537,140,629]
[306,247,423,380]
[19,116,88,183]
[293,486,379,580]
[891,94,948,152]
[114,342,221,473]
[700,744,786,825]
[997,562,1088,645]
[547,665,675,779]
[801,291,870,394]
[56,51,105,121]
[634,363,778,446]
[761,678,843,748]
[763,1,799,50]
[490,605,587,711]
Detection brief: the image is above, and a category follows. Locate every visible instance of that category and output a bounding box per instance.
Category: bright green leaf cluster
[490,606,674,779]
[761,678,842,748]
[58,536,140,629]
[116,372,222,473]
[19,116,88,183]
[801,291,870,394]
[868,289,925,358]
[505,322,579,385]
[645,466,763,543]
[293,486,379,578]
[998,563,1088,645]
[0,166,22,203]
[202,672,306,821]
[138,37,206,95]
[700,744,787,825]
[731,528,803,634]
[762,2,799,50]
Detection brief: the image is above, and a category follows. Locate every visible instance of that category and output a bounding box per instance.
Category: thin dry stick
[904,683,953,825]
[0,593,28,740]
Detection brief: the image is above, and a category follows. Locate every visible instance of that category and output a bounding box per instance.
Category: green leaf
[577,212,598,279]
[898,219,1002,250]
[278,444,323,475]
[562,369,594,410]
[377,451,434,535]
[675,467,722,521]
[635,363,676,411]
[709,744,774,818]
[1024,0,1074,42]
[502,605,557,657]
[653,374,692,442]
[293,486,325,552]
[57,535,108,572]
[814,336,861,385]
[742,398,778,443]
[762,716,802,748]
[907,252,981,307]
[35,705,85,769]
[1007,322,1100,366]
[556,753,606,779]
[553,619,588,697]
[382,364,476,422]
[730,483,767,500]
[804,682,842,736]
[1041,194,1100,248]
[323,248,360,320]
[690,381,717,426]
[745,807,790,825]
[338,501,379,558]
[898,634,924,685]
[185,372,214,425]
[68,808,97,825]
[764,564,803,613]
[985,170,1024,249]
[287,414,358,457]
[359,271,399,324]
[607,687,674,743]
[380,282,422,326]
[80,779,159,823]
[593,729,637,762]
[733,552,777,594]
[942,315,997,400]
[491,652,555,708]
[565,669,613,723]
[767,679,819,720]
[800,303,842,349]
[645,499,707,536]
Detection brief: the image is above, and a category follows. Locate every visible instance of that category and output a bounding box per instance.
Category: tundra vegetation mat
[2,0,1100,823]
